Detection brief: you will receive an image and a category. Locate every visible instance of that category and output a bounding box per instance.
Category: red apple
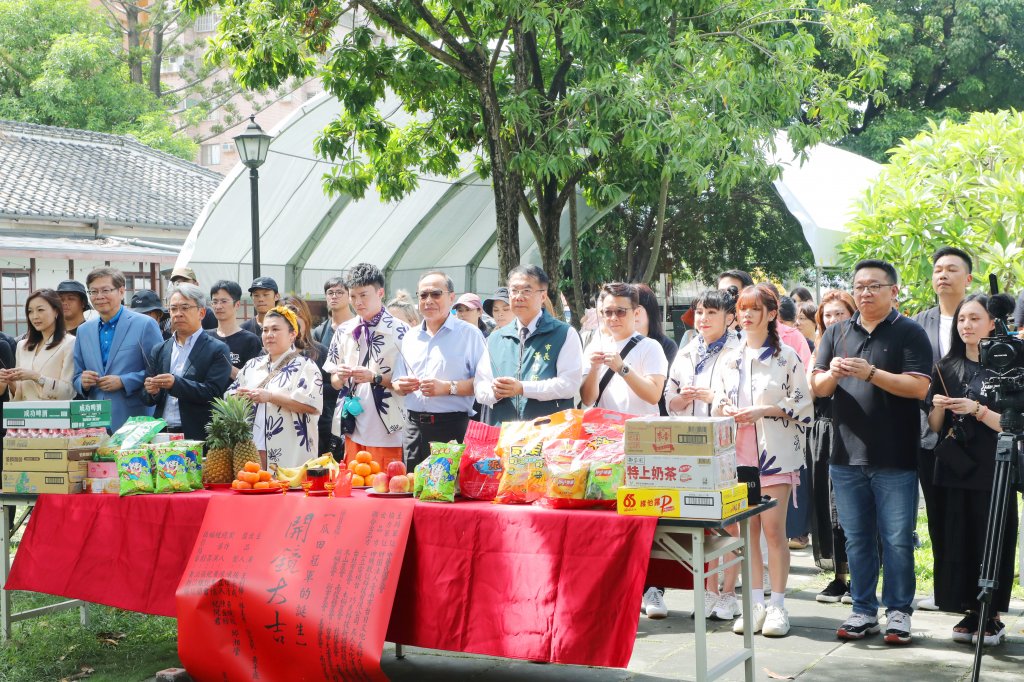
[387,461,407,478]
[371,472,390,493]
[389,474,410,493]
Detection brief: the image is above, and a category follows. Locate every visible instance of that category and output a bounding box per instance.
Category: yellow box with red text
[616,483,748,519]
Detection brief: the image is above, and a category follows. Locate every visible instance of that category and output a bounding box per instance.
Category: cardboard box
[83,477,119,494]
[624,416,735,456]
[87,461,118,478]
[616,483,748,519]
[2,469,85,494]
[2,400,110,429]
[625,450,737,491]
[4,435,105,451]
[3,450,91,473]
[151,433,185,443]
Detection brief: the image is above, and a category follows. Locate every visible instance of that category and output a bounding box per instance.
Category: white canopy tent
[176,93,615,296]
[766,131,882,268]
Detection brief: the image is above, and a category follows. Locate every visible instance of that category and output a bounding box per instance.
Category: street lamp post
[233,115,273,279]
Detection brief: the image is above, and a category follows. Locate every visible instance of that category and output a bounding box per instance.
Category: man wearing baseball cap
[170,267,217,330]
[241,276,280,336]
[130,290,171,340]
[56,280,93,334]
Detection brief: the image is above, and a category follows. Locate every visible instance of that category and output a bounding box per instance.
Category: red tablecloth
[7,491,684,667]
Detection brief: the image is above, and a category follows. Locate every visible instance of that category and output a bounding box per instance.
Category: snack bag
[529,409,584,441]
[419,441,465,503]
[493,438,546,504]
[97,416,166,459]
[413,458,429,498]
[178,440,204,490]
[458,421,502,500]
[117,447,155,496]
[536,439,592,509]
[585,461,625,505]
[580,408,633,440]
[153,446,192,494]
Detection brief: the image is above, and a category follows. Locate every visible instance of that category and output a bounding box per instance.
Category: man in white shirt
[313,276,354,352]
[474,265,583,425]
[580,283,666,415]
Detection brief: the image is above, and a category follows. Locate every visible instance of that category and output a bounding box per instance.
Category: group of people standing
[0,248,1017,649]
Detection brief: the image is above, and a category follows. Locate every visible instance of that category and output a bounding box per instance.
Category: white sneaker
[702,592,718,618]
[712,593,741,621]
[733,602,767,634]
[917,595,939,611]
[642,587,668,619]
[762,605,791,637]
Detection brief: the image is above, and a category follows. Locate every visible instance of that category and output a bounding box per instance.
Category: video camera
[979,278,1024,412]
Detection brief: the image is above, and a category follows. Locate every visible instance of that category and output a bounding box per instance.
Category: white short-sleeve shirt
[582,335,667,416]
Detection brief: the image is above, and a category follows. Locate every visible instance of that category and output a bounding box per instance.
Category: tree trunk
[640,171,671,284]
[149,24,164,97]
[126,5,143,85]
[478,82,520,280]
[567,192,584,330]
[537,186,564,317]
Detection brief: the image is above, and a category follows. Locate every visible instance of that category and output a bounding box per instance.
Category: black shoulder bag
[594,335,642,406]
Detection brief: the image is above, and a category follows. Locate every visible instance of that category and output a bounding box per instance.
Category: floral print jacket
[712,343,814,476]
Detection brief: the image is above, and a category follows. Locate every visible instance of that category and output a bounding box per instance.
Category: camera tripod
[970,409,1023,682]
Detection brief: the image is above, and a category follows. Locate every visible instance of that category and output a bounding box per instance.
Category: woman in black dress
[927,293,1017,646]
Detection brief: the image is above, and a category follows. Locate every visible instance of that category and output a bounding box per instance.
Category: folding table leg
[395,643,404,659]
[693,529,707,682]
[740,518,755,682]
[1,502,12,642]
[79,603,90,627]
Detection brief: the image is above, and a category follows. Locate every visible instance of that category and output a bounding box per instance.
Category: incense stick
[934,363,949,396]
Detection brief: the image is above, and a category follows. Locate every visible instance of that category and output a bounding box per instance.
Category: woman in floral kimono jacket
[711,285,813,638]
[228,308,324,470]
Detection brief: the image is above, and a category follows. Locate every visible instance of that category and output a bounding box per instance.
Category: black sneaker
[884,610,912,645]
[837,612,880,640]
[816,577,850,603]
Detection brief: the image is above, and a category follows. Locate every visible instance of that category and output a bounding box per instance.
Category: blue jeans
[829,464,917,616]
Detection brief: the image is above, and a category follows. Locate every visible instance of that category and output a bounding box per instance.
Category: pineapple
[202,412,234,485]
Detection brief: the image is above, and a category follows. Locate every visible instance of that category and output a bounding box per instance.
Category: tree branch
[359,0,476,80]
[547,23,573,101]
[518,191,545,245]
[489,18,513,75]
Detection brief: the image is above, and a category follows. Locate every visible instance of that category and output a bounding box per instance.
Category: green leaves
[839,110,1024,314]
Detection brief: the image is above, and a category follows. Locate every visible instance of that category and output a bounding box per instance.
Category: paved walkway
[381,545,1024,681]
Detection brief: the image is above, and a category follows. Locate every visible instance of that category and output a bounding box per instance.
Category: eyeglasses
[88,287,118,297]
[601,307,633,319]
[168,305,198,314]
[852,283,892,296]
[417,289,446,300]
[325,289,347,298]
[509,288,546,298]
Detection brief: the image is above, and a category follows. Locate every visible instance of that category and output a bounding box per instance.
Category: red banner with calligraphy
[176,495,413,682]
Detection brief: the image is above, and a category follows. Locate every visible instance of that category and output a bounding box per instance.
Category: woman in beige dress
[0,289,76,401]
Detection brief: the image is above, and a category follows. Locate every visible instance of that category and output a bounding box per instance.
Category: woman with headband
[228,306,323,470]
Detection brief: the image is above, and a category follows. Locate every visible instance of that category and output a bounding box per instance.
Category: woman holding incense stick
[0,289,76,401]
[712,284,813,638]
[927,293,1017,647]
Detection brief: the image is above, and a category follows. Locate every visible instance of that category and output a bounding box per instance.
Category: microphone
[987,293,1016,321]
[989,273,1000,295]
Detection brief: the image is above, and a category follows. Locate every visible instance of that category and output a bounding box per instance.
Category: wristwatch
[371,372,383,386]
[448,380,458,396]
[618,364,631,377]
[35,376,45,387]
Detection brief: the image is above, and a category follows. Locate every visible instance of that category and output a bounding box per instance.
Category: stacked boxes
[617,416,744,519]
[2,402,110,494]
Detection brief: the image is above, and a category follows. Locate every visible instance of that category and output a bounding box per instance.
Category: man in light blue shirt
[392,270,486,469]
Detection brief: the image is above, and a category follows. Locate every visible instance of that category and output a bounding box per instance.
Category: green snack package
[585,461,625,500]
[177,440,204,490]
[97,416,166,460]
[413,458,431,499]
[152,444,192,494]
[419,441,465,503]
[117,447,155,496]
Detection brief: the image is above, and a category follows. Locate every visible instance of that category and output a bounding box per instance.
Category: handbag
[934,427,977,479]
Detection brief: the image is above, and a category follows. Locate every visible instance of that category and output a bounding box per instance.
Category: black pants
[918,447,946,563]
[403,411,470,471]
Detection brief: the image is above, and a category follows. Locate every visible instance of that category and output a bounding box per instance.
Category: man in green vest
[474,265,583,425]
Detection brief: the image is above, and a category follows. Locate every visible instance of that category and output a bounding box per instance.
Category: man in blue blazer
[142,284,232,442]
[73,268,164,432]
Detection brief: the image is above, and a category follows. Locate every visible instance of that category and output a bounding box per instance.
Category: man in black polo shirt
[811,259,932,645]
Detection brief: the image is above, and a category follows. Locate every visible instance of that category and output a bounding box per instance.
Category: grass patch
[0,591,179,682]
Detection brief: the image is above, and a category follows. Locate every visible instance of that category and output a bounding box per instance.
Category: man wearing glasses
[142,284,232,441]
[313,276,354,352]
[474,265,583,425]
[811,259,932,645]
[72,267,164,431]
[392,271,486,469]
[580,282,667,414]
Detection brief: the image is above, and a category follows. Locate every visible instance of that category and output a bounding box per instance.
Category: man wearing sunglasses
[474,265,583,425]
[580,282,667,415]
[392,271,486,469]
